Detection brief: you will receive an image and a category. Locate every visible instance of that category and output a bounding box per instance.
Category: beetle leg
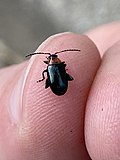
[45,78,50,88]
[37,69,47,83]
[44,60,49,64]
[66,73,74,81]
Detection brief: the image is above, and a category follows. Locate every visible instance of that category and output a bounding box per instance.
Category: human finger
[85,40,120,160]
[0,32,100,160]
[86,21,120,56]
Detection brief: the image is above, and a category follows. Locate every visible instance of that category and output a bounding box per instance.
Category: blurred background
[0,0,120,67]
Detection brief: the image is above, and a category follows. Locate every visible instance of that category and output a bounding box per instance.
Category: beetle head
[44,54,61,64]
[48,54,57,59]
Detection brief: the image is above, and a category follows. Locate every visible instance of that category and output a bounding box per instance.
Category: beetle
[26,49,81,95]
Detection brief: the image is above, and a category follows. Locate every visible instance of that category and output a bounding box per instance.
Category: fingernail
[10,56,36,125]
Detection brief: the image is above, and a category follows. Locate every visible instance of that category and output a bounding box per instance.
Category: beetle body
[46,60,73,95]
[26,49,80,96]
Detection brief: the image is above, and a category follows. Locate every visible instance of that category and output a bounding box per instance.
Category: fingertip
[86,21,120,56]
[0,32,101,160]
[85,40,120,160]
[17,32,100,159]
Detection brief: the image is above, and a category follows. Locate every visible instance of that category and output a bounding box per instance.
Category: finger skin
[85,41,120,160]
[86,21,120,56]
[0,33,100,159]
[0,62,28,159]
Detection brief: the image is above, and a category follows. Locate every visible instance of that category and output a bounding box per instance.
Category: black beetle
[26,49,81,95]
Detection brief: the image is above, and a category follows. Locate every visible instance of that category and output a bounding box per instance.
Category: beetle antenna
[25,52,51,57]
[54,49,81,55]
